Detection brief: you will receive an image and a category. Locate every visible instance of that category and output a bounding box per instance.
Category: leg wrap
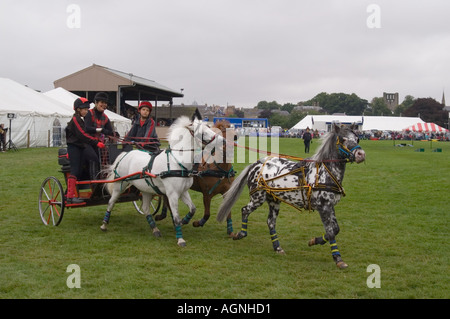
[270,229,280,251]
[226,219,234,234]
[240,218,248,236]
[197,218,207,227]
[329,239,341,257]
[182,211,195,224]
[175,225,183,239]
[146,214,156,229]
[103,211,111,224]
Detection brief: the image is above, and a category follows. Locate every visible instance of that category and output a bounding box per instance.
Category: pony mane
[167,116,192,144]
[311,130,339,161]
[214,120,231,131]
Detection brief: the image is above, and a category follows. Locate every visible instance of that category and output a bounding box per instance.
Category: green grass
[0,139,449,299]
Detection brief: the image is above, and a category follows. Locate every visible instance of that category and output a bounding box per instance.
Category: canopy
[403,122,449,133]
[0,78,73,148]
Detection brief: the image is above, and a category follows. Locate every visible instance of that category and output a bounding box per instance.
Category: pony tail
[216,164,252,222]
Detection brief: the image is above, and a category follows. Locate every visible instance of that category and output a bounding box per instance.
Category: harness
[195,162,236,195]
[249,137,359,212]
[110,129,221,195]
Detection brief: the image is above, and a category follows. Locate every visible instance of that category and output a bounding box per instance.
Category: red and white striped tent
[404,123,448,133]
[403,122,449,133]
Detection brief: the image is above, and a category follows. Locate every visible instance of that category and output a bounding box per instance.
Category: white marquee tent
[43,87,131,137]
[291,115,426,132]
[0,78,73,148]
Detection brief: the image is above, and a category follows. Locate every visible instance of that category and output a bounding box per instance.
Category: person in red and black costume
[84,92,115,139]
[65,98,106,203]
[125,101,161,153]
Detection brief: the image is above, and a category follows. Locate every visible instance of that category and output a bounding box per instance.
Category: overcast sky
[1,0,449,108]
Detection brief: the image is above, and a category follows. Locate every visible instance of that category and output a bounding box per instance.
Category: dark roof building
[53,64,183,118]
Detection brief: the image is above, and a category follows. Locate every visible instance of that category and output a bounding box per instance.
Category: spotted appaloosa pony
[217,124,365,268]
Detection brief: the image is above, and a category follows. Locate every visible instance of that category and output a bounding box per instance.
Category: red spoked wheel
[39,176,65,226]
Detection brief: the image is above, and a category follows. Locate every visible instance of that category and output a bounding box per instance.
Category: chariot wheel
[39,176,65,226]
[133,195,162,216]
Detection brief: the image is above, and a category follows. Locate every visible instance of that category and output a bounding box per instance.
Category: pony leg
[154,196,168,221]
[193,195,211,228]
[234,190,266,240]
[167,195,186,247]
[100,183,121,231]
[267,200,284,254]
[311,205,348,269]
[181,191,196,225]
[142,193,161,237]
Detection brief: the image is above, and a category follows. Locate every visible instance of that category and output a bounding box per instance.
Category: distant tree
[394,95,415,116]
[368,97,392,116]
[304,92,368,115]
[258,109,272,119]
[281,103,296,113]
[234,109,244,118]
[256,100,281,110]
[404,98,447,127]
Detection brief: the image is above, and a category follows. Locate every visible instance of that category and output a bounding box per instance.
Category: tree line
[255,92,448,129]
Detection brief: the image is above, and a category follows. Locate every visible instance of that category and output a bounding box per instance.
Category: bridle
[336,133,362,162]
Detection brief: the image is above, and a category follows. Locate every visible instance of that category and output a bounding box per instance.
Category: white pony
[101,116,224,247]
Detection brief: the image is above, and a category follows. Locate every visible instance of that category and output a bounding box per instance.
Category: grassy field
[0,138,448,299]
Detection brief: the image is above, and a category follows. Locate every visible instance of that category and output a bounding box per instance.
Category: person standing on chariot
[65,98,105,203]
[124,101,161,153]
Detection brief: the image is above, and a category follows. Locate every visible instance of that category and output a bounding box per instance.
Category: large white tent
[44,87,131,137]
[0,78,73,148]
[291,115,426,132]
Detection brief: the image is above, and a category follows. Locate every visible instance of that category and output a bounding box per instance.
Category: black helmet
[94,92,109,103]
[73,97,90,110]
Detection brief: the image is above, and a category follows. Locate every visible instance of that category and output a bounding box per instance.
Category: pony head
[312,124,365,163]
[167,116,226,164]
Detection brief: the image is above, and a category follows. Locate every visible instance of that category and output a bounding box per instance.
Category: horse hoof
[193,220,200,227]
[233,232,246,240]
[100,224,108,232]
[228,232,235,238]
[153,229,162,237]
[177,238,186,247]
[276,248,285,255]
[336,261,348,269]
[308,238,315,246]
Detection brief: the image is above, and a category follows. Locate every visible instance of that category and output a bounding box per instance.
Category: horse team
[103,117,365,269]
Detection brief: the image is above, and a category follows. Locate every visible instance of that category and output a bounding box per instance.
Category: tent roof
[291,115,426,131]
[403,122,449,132]
[43,87,131,124]
[0,78,73,117]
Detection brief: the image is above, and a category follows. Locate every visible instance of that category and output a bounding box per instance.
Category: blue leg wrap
[329,239,341,257]
[182,211,194,224]
[241,218,248,236]
[227,219,234,234]
[175,225,183,239]
[146,214,156,229]
[103,211,111,224]
[270,229,280,250]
